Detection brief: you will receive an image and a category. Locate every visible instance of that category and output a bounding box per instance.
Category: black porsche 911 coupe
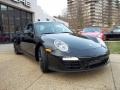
[13,22,109,73]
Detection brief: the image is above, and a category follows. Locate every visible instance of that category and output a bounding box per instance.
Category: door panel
[20,24,35,56]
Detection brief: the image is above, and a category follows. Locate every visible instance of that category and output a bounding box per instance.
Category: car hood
[41,33,101,50]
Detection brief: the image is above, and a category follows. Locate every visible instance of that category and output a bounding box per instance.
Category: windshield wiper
[42,32,72,34]
[42,33,55,34]
[61,32,71,33]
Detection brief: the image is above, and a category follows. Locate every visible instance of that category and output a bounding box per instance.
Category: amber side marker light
[45,48,52,53]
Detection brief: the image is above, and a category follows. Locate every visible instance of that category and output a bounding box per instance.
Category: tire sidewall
[39,47,49,72]
[14,39,21,54]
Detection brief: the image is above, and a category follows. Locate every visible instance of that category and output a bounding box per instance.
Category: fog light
[62,57,79,61]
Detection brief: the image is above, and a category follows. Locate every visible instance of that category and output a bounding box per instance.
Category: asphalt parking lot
[0,44,120,90]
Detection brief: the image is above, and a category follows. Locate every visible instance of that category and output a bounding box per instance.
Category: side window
[26,24,33,31]
[23,23,34,35]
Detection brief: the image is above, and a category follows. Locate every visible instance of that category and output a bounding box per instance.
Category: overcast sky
[37,0,67,16]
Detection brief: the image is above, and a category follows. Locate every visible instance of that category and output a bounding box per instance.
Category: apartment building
[67,0,80,29]
[67,0,120,29]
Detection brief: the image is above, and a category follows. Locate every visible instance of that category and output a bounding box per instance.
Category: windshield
[83,27,101,32]
[35,22,72,35]
[113,29,120,32]
[112,26,120,32]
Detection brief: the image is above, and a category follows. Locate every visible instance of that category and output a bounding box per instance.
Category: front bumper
[47,54,109,72]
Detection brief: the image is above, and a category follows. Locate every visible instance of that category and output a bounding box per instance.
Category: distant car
[13,22,109,73]
[79,27,105,40]
[105,26,120,40]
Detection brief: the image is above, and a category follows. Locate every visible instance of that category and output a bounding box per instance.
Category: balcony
[85,0,98,4]
[67,0,74,4]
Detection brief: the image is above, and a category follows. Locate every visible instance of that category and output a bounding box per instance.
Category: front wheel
[38,47,49,73]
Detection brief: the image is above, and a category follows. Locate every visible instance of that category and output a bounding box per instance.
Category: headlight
[97,38,106,48]
[54,40,69,52]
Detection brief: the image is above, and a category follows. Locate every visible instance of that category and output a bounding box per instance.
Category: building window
[0,3,33,43]
[1,4,7,11]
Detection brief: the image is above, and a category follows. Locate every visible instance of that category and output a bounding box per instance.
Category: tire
[38,47,49,73]
[14,40,22,55]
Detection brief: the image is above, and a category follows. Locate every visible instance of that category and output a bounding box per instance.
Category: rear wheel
[38,47,49,73]
[14,39,22,54]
